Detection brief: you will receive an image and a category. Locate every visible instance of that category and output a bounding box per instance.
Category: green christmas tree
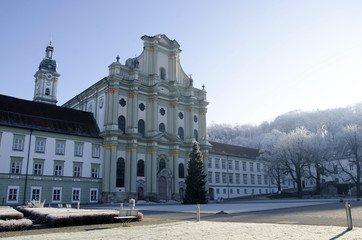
[183,142,208,204]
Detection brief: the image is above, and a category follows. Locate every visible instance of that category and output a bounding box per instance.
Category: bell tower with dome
[33,41,60,105]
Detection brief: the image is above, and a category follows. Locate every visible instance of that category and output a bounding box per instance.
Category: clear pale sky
[1,0,362,126]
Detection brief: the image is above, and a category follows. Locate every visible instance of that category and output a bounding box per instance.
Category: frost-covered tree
[279,127,311,198]
[336,124,362,198]
[183,142,208,204]
[259,130,287,192]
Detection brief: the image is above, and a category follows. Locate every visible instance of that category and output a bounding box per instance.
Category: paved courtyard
[2,198,362,239]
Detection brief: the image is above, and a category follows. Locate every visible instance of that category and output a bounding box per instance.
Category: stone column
[102,145,111,192]
[198,110,207,142]
[168,53,177,81]
[169,103,178,135]
[147,97,158,136]
[146,148,158,200]
[185,107,194,142]
[126,145,138,196]
[170,152,179,199]
[109,145,118,191]
[127,92,138,134]
[104,86,119,130]
[102,143,118,202]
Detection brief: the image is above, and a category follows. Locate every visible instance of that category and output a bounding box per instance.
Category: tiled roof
[0,94,100,138]
[209,141,259,159]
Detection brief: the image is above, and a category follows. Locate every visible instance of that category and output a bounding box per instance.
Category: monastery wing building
[63,34,211,202]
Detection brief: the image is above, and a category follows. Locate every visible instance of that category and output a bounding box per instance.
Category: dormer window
[160,67,166,80]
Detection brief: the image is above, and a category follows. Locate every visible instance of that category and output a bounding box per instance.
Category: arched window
[159,159,166,171]
[45,88,50,95]
[116,158,125,187]
[118,115,126,132]
[194,129,199,142]
[137,160,145,177]
[159,123,165,132]
[160,67,166,80]
[178,163,184,178]
[178,127,184,140]
[138,119,145,136]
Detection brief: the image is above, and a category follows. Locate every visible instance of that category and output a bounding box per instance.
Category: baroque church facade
[0,34,294,206]
[63,35,211,202]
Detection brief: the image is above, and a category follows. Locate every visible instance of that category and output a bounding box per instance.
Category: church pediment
[157,82,177,96]
[150,132,183,144]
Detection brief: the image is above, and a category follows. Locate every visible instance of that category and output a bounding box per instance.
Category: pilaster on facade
[169,102,179,135]
[185,106,195,143]
[126,92,139,134]
[147,96,159,136]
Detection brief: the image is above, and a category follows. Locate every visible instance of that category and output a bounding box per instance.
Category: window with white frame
[229,173,234,184]
[221,159,226,169]
[257,175,262,185]
[215,158,220,169]
[74,142,83,157]
[30,187,41,201]
[35,138,46,153]
[242,162,247,171]
[92,144,100,158]
[251,174,255,184]
[55,140,65,155]
[228,160,233,170]
[235,161,240,171]
[243,174,248,184]
[54,161,64,176]
[90,188,98,202]
[223,189,226,194]
[73,162,82,177]
[215,172,220,183]
[10,157,22,174]
[264,175,268,185]
[72,188,81,202]
[208,172,212,183]
[236,173,240,184]
[33,159,44,175]
[250,162,254,172]
[216,188,220,194]
[237,189,240,194]
[7,186,19,203]
[13,135,25,151]
[91,164,100,178]
[257,163,261,172]
[52,187,62,202]
[208,158,212,168]
[244,189,248,194]
[222,172,227,183]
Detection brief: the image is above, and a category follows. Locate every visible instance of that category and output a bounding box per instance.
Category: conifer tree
[183,142,208,204]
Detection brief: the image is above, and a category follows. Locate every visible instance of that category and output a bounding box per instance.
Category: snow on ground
[3,221,362,240]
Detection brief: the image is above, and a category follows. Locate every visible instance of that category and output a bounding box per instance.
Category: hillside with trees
[208,103,362,198]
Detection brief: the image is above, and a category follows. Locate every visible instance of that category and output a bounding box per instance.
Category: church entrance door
[138,187,144,200]
[158,176,167,200]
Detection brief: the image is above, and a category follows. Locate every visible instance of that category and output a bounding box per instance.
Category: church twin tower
[33,42,60,105]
